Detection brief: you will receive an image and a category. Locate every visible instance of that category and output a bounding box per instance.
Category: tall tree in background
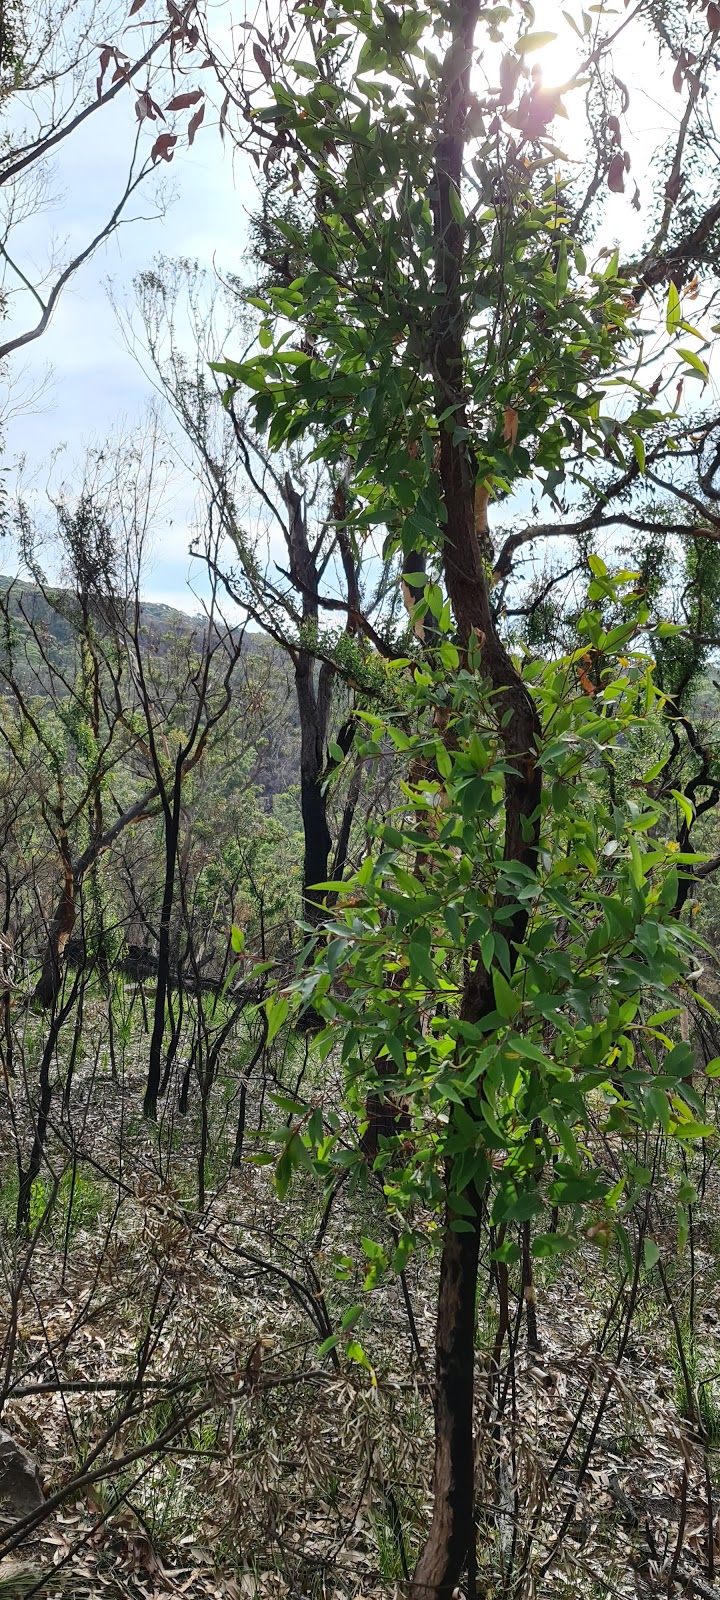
[1,426,250,1025]
[129,260,403,923]
[211,0,720,1592]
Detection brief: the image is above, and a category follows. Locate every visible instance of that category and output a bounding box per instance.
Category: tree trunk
[34,858,76,1008]
[144,750,183,1119]
[411,1191,481,1600]
[410,2,543,1591]
[33,789,159,1008]
[296,648,333,923]
[16,978,80,1232]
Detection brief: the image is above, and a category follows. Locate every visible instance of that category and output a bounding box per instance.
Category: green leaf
[409,941,439,989]
[666,281,681,335]
[268,1092,307,1116]
[670,789,694,827]
[436,743,452,779]
[346,1341,377,1383]
[266,995,289,1042]
[678,347,709,382]
[490,1238,521,1262]
[643,1238,660,1270]
[448,183,465,225]
[515,29,558,53]
[317,1333,340,1358]
[231,925,245,954]
[492,969,521,1020]
[706,1057,720,1078]
[532,1232,576,1258]
[664,1042,693,1079]
[555,240,569,300]
[631,432,646,473]
[275,1142,293,1201]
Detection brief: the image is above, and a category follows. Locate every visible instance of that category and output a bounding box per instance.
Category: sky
[0,3,713,613]
[1,50,255,613]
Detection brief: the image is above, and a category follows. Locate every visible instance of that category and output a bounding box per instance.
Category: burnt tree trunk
[296,646,333,922]
[410,4,542,1594]
[283,475,335,925]
[144,748,183,1120]
[34,847,76,1008]
[33,790,159,1008]
[16,976,81,1232]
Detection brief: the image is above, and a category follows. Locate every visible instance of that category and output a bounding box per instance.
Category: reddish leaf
[187,102,205,144]
[608,152,625,193]
[623,149,631,171]
[96,45,112,99]
[166,88,203,111]
[111,62,130,84]
[607,113,621,144]
[253,42,272,81]
[673,60,683,93]
[135,92,157,120]
[708,2,720,31]
[129,0,147,12]
[151,132,178,163]
[502,406,519,449]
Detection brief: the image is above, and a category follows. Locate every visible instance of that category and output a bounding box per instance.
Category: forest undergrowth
[3,994,720,1600]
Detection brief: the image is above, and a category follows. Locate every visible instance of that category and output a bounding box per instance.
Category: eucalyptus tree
[209,1,720,1593]
[129,257,405,923]
[1,428,249,1041]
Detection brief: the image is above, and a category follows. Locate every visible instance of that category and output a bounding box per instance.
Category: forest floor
[2,1028,720,1600]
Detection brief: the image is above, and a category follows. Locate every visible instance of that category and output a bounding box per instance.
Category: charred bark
[16,974,82,1232]
[144,749,183,1120]
[33,790,159,1008]
[411,3,542,1593]
[34,847,76,1009]
[283,474,336,925]
[296,647,333,922]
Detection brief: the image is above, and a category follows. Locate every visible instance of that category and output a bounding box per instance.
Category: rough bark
[283,474,334,923]
[33,789,159,1007]
[412,1190,482,1599]
[410,3,542,1592]
[16,978,81,1232]
[296,648,333,922]
[144,749,183,1120]
[33,846,76,1009]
